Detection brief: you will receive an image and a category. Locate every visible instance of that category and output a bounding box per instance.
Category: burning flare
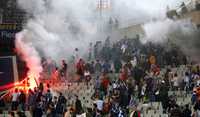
[15,31,42,89]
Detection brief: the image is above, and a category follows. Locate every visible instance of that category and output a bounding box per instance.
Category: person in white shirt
[11,88,19,111]
[131,56,137,68]
[93,98,104,112]
[84,69,91,83]
[121,44,127,53]
[172,73,179,90]
[184,72,190,92]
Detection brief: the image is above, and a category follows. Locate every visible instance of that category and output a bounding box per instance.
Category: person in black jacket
[33,102,43,117]
[19,90,26,111]
[170,105,182,117]
[75,95,83,115]
[56,93,66,116]
[182,104,192,117]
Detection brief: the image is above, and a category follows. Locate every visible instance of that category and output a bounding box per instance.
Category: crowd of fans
[0,36,200,117]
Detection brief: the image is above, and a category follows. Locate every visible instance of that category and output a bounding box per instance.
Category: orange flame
[27,72,39,89]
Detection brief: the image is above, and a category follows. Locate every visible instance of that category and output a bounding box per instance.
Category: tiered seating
[0,111,31,117]
[140,102,168,117]
[52,79,95,108]
[167,90,191,106]
[50,65,192,116]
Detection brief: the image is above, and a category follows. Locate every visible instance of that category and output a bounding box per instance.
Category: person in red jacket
[76,58,85,76]
[151,64,160,76]
[119,65,128,81]
[100,73,110,95]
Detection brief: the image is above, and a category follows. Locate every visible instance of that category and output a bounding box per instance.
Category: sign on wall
[0,23,22,40]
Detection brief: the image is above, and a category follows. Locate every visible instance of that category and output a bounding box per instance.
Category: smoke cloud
[15,0,185,62]
[15,0,199,83]
[142,18,200,62]
[112,0,200,62]
[14,0,200,86]
[16,0,99,62]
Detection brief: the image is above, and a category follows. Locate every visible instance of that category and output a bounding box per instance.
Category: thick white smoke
[112,0,200,62]
[142,18,200,62]
[15,31,43,88]
[111,0,185,23]
[16,0,98,62]
[141,19,195,43]
[16,0,185,61]
[15,0,193,82]
[15,0,102,84]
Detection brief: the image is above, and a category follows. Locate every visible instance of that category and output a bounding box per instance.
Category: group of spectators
[0,36,200,117]
[8,81,88,117]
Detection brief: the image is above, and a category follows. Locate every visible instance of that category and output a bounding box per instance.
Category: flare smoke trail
[15,0,99,85]
[15,31,42,88]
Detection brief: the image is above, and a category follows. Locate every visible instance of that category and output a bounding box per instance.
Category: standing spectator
[46,103,56,117]
[18,90,26,111]
[129,104,140,117]
[159,81,168,113]
[182,104,192,117]
[27,89,35,113]
[38,83,44,93]
[110,103,120,117]
[45,89,52,105]
[36,89,43,103]
[84,69,91,83]
[95,76,101,90]
[119,81,129,108]
[114,59,122,73]
[33,102,43,117]
[76,58,85,77]
[130,56,137,68]
[192,90,197,105]
[52,96,58,109]
[88,42,93,61]
[89,61,95,74]
[92,103,99,117]
[172,73,179,91]
[100,73,110,95]
[170,105,182,117]
[11,88,19,111]
[119,66,128,81]
[56,93,66,116]
[60,60,68,79]
[75,95,83,115]
[184,72,190,93]
[95,60,102,76]
[51,67,59,84]
[93,97,104,114]
[102,60,111,73]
